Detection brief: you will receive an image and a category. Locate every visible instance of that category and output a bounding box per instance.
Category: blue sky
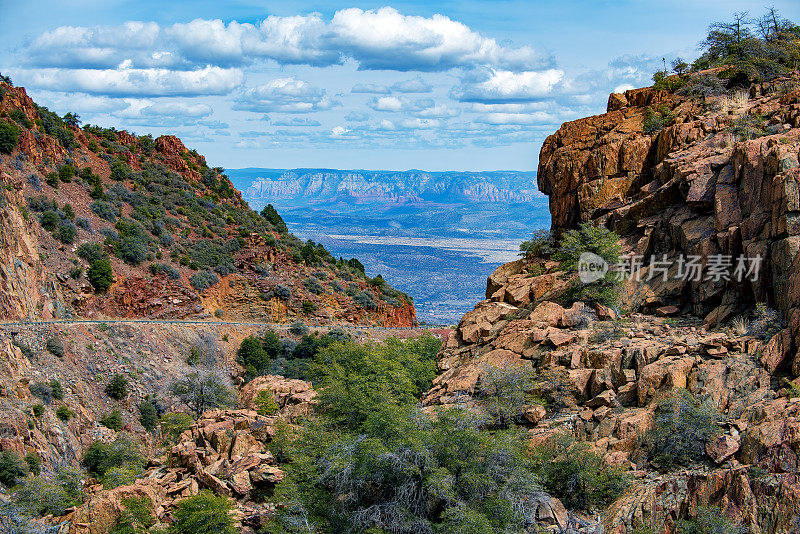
[2,0,797,171]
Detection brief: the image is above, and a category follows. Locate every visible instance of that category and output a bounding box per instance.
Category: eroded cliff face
[538,75,800,361]
[0,178,56,319]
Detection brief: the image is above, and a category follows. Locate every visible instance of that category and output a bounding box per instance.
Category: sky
[1,0,798,172]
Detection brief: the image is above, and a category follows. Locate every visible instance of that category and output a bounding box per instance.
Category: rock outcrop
[537,74,800,362]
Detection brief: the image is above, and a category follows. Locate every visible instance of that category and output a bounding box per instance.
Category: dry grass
[730,316,749,337]
[716,90,750,114]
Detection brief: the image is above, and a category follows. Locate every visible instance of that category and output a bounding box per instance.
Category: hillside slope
[0,82,415,327]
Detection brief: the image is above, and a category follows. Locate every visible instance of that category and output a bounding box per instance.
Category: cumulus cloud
[233,77,339,113]
[17,66,241,97]
[452,68,564,103]
[23,8,549,73]
[391,77,432,93]
[367,96,431,113]
[351,83,390,94]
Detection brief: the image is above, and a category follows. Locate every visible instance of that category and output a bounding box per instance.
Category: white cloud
[139,101,212,117]
[367,96,430,113]
[413,103,460,119]
[331,126,350,137]
[345,111,370,122]
[23,9,549,73]
[351,83,390,94]
[391,76,432,93]
[17,66,241,97]
[453,68,564,103]
[234,77,338,113]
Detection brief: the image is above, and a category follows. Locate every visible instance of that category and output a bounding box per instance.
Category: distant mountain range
[228,168,543,205]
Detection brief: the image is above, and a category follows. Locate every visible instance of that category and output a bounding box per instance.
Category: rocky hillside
[0,81,415,327]
[422,73,800,533]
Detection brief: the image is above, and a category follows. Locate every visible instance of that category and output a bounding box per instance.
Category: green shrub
[519,228,555,258]
[58,164,76,182]
[642,104,676,134]
[303,277,324,295]
[677,505,748,534]
[289,321,308,336]
[12,466,83,516]
[105,374,129,400]
[39,210,59,231]
[729,113,769,141]
[102,466,139,489]
[254,390,280,416]
[90,200,119,222]
[0,120,19,153]
[530,433,628,510]
[0,450,28,486]
[88,258,114,292]
[555,222,622,307]
[23,453,41,476]
[189,270,218,291]
[167,491,236,534]
[56,221,77,244]
[301,300,316,314]
[748,302,784,340]
[111,219,150,264]
[236,336,270,381]
[81,434,144,478]
[646,389,722,468]
[100,410,124,431]
[31,403,45,418]
[77,242,106,263]
[476,365,538,429]
[55,405,74,421]
[111,496,155,534]
[160,412,193,443]
[50,379,64,400]
[138,401,159,432]
[46,337,65,357]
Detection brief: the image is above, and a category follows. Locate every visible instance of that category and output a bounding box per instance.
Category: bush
[31,403,44,418]
[254,390,280,416]
[160,412,194,443]
[353,289,377,310]
[46,337,65,357]
[0,120,19,153]
[677,505,748,534]
[12,467,83,517]
[23,453,41,476]
[77,242,106,263]
[39,210,59,231]
[642,104,676,134]
[0,450,28,487]
[56,405,74,421]
[530,433,628,510]
[555,222,623,307]
[91,200,119,222]
[50,379,64,400]
[29,382,54,404]
[167,491,236,534]
[58,164,76,182]
[646,389,722,468]
[138,401,158,432]
[102,466,139,489]
[289,321,308,336]
[476,365,538,429]
[301,300,316,314]
[88,258,114,292]
[519,228,555,258]
[56,221,77,244]
[105,374,129,400]
[170,372,236,417]
[81,434,145,478]
[190,270,219,291]
[100,410,124,431]
[236,336,270,381]
[111,219,150,264]
[149,262,180,279]
[303,277,324,295]
[729,113,769,141]
[748,302,784,340]
[111,496,155,534]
